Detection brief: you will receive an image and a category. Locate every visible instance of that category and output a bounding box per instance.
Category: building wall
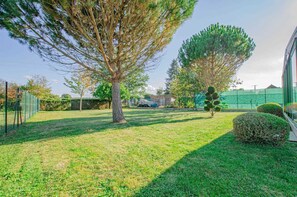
[150,94,172,106]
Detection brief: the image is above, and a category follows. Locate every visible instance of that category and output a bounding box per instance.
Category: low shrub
[233,112,290,145]
[174,97,194,108]
[186,100,195,108]
[257,103,284,118]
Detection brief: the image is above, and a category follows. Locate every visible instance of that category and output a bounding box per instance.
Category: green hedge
[175,97,195,108]
[233,113,289,146]
[40,100,71,111]
[40,99,110,111]
[257,103,284,118]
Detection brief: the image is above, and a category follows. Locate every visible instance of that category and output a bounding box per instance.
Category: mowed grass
[0,109,296,196]
[0,111,17,135]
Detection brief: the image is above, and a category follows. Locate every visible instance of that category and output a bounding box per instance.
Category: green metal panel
[195,88,284,109]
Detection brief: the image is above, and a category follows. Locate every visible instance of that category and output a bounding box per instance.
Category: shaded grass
[0,109,296,196]
[0,111,17,135]
[136,133,297,196]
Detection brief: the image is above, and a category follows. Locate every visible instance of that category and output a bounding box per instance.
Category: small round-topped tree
[204,86,221,117]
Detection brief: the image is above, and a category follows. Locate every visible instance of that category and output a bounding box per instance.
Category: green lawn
[0,109,296,196]
[0,111,17,134]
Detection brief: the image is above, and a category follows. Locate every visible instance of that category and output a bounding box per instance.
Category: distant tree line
[0,69,149,111]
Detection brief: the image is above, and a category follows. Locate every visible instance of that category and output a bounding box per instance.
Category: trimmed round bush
[207,103,214,108]
[208,86,215,94]
[204,106,210,111]
[206,95,212,101]
[212,92,219,99]
[257,103,284,118]
[233,113,290,145]
[214,106,221,112]
[214,100,220,105]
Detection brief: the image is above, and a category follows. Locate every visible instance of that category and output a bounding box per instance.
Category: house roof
[266,84,279,89]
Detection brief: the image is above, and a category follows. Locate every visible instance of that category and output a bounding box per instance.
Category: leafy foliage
[123,69,149,99]
[156,88,164,96]
[257,103,284,118]
[178,23,256,91]
[6,82,19,101]
[165,59,179,94]
[173,97,195,108]
[186,100,195,108]
[93,82,130,109]
[170,67,202,104]
[0,79,19,108]
[233,113,289,146]
[64,72,96,111]
[22,75,57,100]
[204,86,221,117]
[64,73,95,97]
[61,94,72,101]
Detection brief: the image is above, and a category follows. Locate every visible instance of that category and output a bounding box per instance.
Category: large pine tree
[0,0,198,122]
[178,23,255,91]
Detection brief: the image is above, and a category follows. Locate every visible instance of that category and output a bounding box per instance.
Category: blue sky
[1,0,297,96]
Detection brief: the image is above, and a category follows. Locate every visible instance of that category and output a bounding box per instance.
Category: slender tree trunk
[80,94,83,112]
[108,101,111,109]
[112,80,125,123]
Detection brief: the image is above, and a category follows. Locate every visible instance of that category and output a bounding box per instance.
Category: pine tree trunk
[112,80,126,123]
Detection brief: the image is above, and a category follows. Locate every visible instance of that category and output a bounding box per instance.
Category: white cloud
[24,75,32,80]
[52,79,59,84]
[145,84,157,94]
[237,56,285,89]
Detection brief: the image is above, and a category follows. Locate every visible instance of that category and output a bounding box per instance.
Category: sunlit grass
[0,109,296,196]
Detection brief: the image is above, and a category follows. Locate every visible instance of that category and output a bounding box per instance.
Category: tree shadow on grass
[0,110,210,146]
[135,133,297,196]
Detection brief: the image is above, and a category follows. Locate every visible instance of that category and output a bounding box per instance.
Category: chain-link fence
[195,88,283,109]
[0,81,40,135]
[21,91,40,123]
